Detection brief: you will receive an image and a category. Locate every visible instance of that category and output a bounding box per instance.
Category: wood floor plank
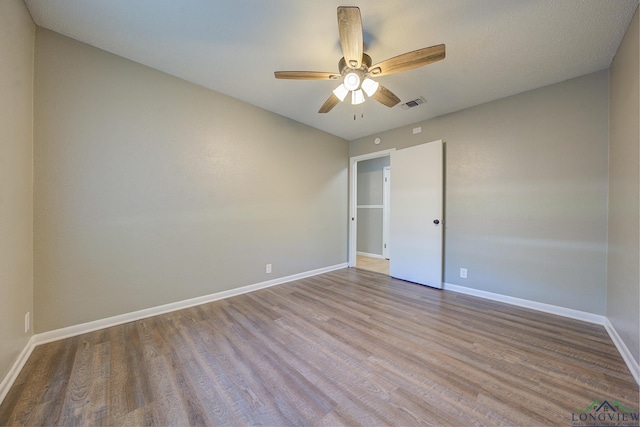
[1,268,638,426]
[58,337,95,425]
[22,337,80,426]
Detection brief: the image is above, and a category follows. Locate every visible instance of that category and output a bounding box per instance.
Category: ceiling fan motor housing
[339,53,372,75]
[339,53,372,92]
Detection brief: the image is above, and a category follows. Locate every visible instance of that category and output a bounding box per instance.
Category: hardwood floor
[356,255,389,275]
[1,268,638,426]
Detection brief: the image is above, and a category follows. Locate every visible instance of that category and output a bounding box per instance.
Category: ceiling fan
[274,6,445,114]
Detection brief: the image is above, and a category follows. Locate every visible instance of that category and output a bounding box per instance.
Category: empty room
[1,0,639,425]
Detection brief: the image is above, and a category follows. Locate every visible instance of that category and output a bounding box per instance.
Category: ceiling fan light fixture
[361,78,379,97]
[351,89,365,105]
[343,72,361,91]
[333,83,349,102]
[274,7,445,114]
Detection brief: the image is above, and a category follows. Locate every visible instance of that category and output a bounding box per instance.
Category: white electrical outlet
[266,264,272,274]
[460,268,468,279]
[25,312,30,333]
[412,126,422,134]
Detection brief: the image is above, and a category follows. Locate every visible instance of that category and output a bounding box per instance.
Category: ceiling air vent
[400,96,426,110]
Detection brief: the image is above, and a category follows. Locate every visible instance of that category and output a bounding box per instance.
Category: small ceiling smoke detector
[400,96,427,110]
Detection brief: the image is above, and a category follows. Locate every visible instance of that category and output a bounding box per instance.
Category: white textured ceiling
[25,0,638,140]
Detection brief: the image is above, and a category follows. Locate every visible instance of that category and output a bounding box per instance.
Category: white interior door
[389,140,443,288]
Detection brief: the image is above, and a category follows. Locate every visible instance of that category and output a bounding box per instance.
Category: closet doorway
[348,149,394,274]
[349,141,444,288]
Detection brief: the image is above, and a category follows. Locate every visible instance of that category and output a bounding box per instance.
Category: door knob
[433,219,440,225]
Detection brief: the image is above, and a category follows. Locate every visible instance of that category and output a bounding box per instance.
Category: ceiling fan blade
[371,84,401,108]
[337,7,363,69]
[275,71,341,80]
[369,44,445,77]
[318,93,340,113]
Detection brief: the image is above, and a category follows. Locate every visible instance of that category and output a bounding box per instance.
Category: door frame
[348,148,395,267]
[382,166,391,259]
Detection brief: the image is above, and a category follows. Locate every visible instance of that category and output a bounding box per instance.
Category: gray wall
[357,156,390,255]
[34,29,348,333]
[607,7,639,366]
[351,71,609,315]
[0,0,34,381]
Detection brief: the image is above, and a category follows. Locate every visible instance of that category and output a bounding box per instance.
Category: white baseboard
[444,282,606,325]
[356,251,386,259]
[2,267,636,406]
[33,263,348,346]
[0,335,36,405]
[445,282,639,386]
[0,263,347,405]
[604,318,640,385]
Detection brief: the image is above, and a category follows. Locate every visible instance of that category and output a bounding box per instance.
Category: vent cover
[400,96,426,110]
